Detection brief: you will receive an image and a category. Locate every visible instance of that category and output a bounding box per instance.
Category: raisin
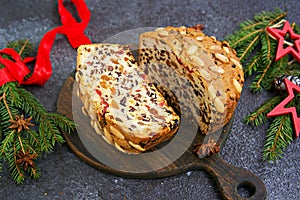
[120,97,126,106]
[116,117,123,122]
[129,106,136,112]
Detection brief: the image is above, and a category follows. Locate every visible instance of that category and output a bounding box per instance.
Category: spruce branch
[244,51,262,77]
[226,9,300,161]
[243,95,282,127]
[250,60,273,92]
[226,9,287,92]
[238,34,260,63]
[263,115,293,161]
[0,40,75,184]
[268,56,289,81]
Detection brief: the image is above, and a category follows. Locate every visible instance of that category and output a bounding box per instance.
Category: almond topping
[215,53,229,63]
[94,121,103,135]
[81,106,88,116]
[110,126,125,140]
[129,141,146,151]
[222,46,230,54]
[208,85,216,99]
[195,36,203,41]
[187,45,198,55]
[157,29,169,37]
[210,36,217,42]
[190,55,205,67]
[233,79,242,93]
[199,69,212,81]
[103,127,113,144]
[209,65,224,74]
[214,97,225,113]
[114,142,127,153]
[230,58,243,69]
[210,45,222,51]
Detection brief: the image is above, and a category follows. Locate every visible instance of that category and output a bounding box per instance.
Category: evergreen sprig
[263,115,293,161]
[243,95,283,127]
[226,9,300,161]
[0,40,75,184]
[226,9,288,92]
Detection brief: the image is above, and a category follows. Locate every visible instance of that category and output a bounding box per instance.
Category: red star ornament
[267,78,300,138]
[267,20,300,63]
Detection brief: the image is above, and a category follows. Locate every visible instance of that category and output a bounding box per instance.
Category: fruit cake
[139,25,244,134]
[75,44,180,153]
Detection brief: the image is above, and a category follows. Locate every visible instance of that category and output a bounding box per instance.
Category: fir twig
[0,40,75,184]
[250,60,273,92]
[227,9,300,161]
[226,9,287,92]
[243,95,282,127]
[1,93,13,120]
[263,115,293,161]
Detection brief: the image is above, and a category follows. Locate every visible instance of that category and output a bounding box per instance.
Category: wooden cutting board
[57,75,266,200]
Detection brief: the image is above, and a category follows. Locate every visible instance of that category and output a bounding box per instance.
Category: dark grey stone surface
[0,0,299,199]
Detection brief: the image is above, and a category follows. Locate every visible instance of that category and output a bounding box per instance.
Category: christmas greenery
[226,9,300,161]
[0,40,75,184]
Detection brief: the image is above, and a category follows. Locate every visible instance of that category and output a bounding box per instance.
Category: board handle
[198,154,266,200]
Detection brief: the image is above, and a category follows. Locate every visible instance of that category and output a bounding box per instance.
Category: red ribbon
[0,0,91,86]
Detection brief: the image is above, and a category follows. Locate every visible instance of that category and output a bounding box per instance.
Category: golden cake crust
[139,25,244,133]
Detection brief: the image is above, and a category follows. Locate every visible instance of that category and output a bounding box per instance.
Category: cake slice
[75,44,180,153]
[139,25,244,134]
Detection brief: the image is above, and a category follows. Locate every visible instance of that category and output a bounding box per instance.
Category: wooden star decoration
[267,20,300,62]
[267,78,300,138]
